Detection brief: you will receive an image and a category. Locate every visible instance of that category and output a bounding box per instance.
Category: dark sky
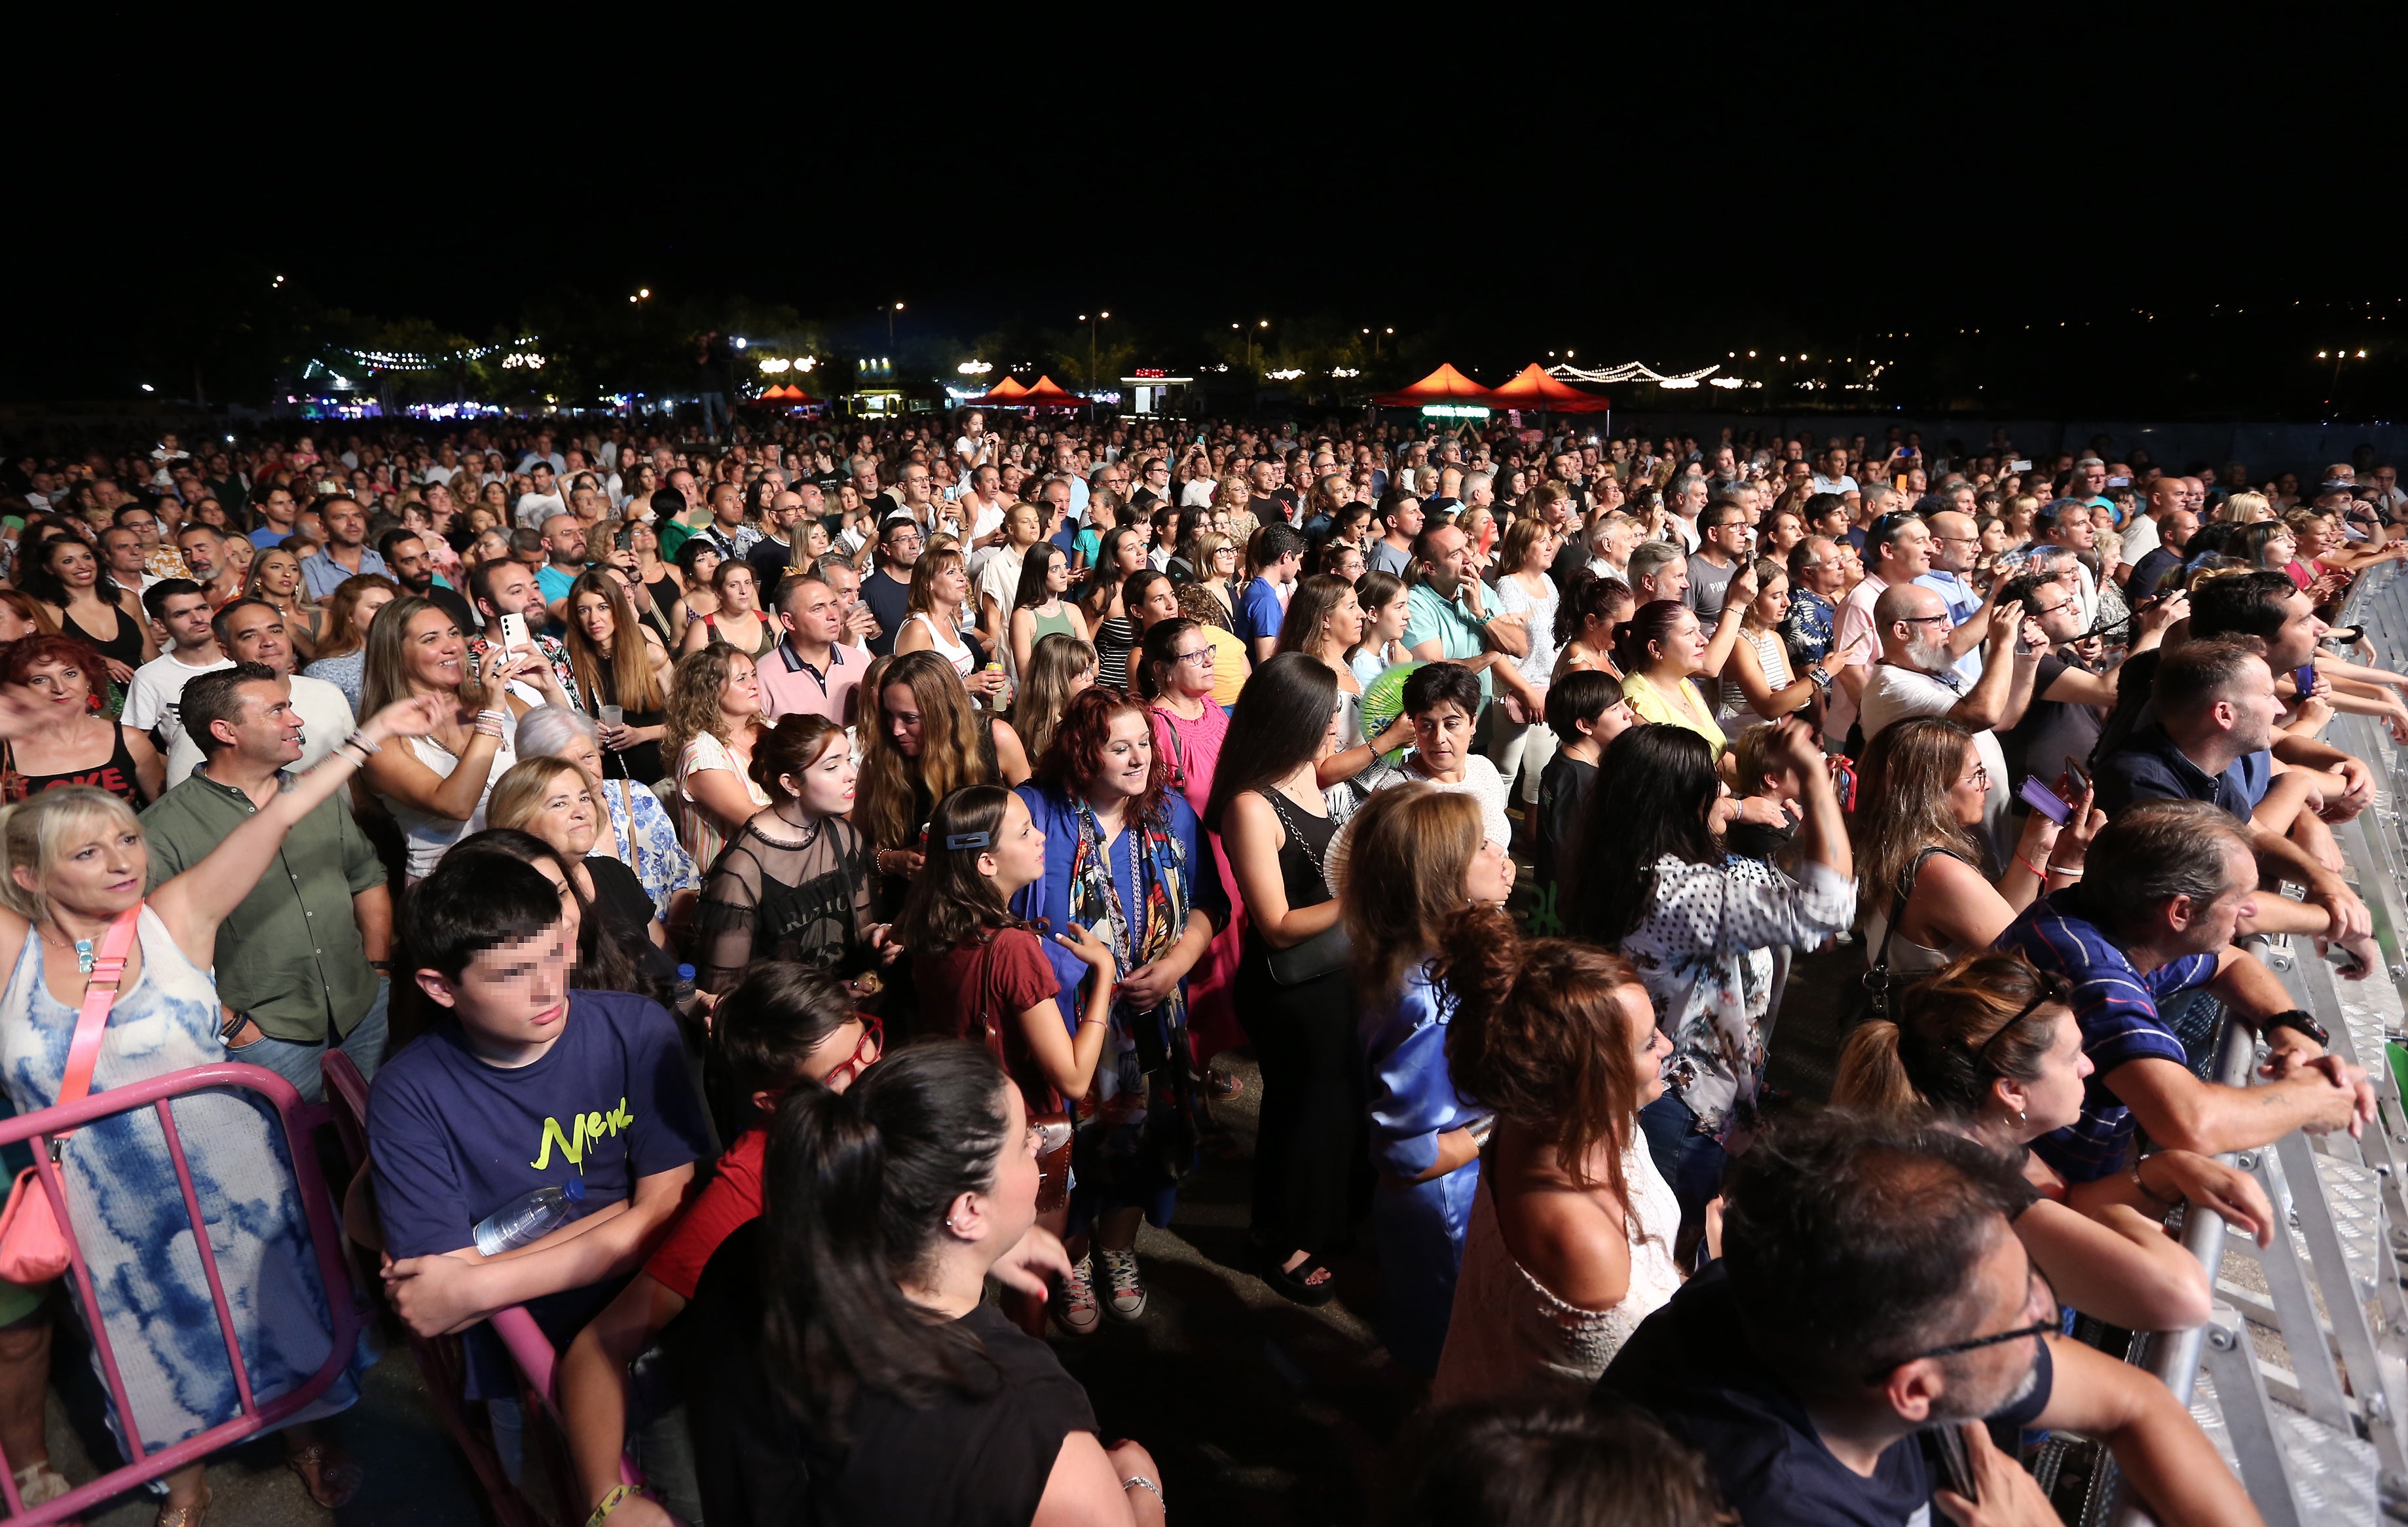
[9,20,2399,413]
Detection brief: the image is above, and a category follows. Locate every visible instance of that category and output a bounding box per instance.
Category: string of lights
[1546,360,1722,386]
[331,337,539,372]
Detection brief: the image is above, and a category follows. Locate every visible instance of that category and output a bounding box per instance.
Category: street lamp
[1078,310,1111,387]
[888,301,905,348]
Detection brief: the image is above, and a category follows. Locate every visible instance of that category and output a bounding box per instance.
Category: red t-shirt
[644,1127,767,1302]
[913,927,1065,1114]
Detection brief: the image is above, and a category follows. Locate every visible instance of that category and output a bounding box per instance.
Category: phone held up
[497,612,532,653]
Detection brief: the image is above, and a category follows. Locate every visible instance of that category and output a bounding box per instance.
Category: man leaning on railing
[1994,800,2374,1185]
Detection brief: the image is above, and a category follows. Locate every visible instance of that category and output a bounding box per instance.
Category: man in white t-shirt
[121,581,232,753]
[956,465,1011,576]
[164,598,354,788]
[1827,511,1935,746]
[514,462,568,528]
[1858,582,2036,862]
[1809,446,1861,502]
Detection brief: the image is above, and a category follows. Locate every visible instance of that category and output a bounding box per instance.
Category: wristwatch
[2260,1008,2329,1047]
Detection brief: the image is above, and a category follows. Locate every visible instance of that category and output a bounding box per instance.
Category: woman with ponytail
[1832,953,2272,1333]
[684,1040,1164,1526]
[1342,784,1515,1376]
[1428,904,1682,1407]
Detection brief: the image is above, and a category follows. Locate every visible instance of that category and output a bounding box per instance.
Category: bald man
[1860,581,2039,860]
[2119,477,2184,573]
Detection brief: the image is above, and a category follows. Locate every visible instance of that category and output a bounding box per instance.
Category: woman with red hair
[1008,687,1229,1334]
[0,635,161,805]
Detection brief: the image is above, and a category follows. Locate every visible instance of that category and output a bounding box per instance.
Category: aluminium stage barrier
[0,1061,361,1525]
[2095,562,2408,1526]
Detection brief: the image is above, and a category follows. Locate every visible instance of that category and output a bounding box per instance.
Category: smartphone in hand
[2020,775,2072,824]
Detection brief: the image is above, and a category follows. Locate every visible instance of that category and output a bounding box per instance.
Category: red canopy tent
[1370,363,1503,409]
[1011,375,1091,407]
[962,376,1031,405]
[1487,363,1610,413]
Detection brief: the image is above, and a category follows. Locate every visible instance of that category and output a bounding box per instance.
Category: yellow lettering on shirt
[527,1097,637,1171]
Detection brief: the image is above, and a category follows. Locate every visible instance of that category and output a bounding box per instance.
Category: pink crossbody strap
[51,904,141,1147]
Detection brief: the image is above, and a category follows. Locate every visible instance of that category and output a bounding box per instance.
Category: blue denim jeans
[224,978,390,1103]
[1637,1092,1727,1249]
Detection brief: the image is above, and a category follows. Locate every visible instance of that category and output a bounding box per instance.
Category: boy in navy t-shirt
[369,854,710,1372]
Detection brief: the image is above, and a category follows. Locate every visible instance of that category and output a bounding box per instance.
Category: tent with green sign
[1370,363,1503,409]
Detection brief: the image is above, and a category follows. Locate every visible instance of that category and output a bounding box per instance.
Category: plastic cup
[600,704,625,729]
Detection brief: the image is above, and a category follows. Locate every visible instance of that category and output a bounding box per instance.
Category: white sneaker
[1058,1255,1102,1336]
[1100,1245,1147,1321]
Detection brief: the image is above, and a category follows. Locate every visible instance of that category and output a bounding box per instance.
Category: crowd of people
[0,408,2397,1524]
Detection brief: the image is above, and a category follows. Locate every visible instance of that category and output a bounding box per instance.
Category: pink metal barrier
[0,1061,361,1524]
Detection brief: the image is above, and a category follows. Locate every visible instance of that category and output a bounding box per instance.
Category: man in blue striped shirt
[1995,800,2371,1182]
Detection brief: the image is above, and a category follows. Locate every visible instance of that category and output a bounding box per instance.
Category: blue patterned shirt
[1780,589,1835,666]
[1995,892,2215,1182]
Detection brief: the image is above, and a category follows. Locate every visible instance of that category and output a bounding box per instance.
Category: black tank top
[60,602,142,668]
[1253,788,1336,910]
[2,726,143,806]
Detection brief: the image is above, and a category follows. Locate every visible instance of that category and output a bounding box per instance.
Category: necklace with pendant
[35,923,95,975]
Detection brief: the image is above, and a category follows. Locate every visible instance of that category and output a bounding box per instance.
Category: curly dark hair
[1035,687,1170,825]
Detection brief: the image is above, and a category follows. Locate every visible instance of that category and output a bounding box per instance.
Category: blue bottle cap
[676,964,696,980]
[563,1177,586,1202]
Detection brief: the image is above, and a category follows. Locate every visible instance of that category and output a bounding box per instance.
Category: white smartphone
[498,612,531,652]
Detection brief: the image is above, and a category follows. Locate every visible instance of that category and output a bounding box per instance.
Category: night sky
[9,23,2398,418]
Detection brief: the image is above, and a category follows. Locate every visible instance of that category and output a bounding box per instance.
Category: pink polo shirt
[758,638,870,726]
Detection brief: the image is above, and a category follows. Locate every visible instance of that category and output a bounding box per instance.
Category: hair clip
[945,832,993,851]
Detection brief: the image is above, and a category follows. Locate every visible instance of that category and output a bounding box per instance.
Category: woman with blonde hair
[563,569,674,784]
[1009,632,1098,767]
[662,642,771,870]
[358,593,569,881]
[485,755,673,965]
[0,685,442,1519]
[1832,952,2271,1333]
[2218,488,2272,524]
[1343,784,1515,1374]
[855,650,1028,915]
[1182,529,1238,620]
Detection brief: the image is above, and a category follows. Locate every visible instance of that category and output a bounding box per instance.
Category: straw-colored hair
[0,787,143,920]
[486,755,599,839]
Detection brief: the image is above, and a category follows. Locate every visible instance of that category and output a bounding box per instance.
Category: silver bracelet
[1121,1473,1165,1513]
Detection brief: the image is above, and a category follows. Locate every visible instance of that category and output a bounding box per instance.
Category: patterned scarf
[1067,798,1203,1191]
[1069,798,1190,1031]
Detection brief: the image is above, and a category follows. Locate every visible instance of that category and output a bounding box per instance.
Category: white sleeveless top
[1430,1135,1684,1407]
[904,612,975,680]
[386,718,519,880]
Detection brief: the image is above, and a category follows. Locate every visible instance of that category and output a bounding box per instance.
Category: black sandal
[1260,1245,1339,1308]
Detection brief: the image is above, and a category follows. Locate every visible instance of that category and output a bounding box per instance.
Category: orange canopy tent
[1370,363,1503,409]
[1487,363,1611,413]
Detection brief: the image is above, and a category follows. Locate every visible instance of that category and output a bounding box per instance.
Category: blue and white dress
[599,774,702,920]
[0,910,360,1454]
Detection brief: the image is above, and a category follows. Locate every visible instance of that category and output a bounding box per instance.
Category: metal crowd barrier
[2096,562,2408,1526]
[0,1061,360,1525]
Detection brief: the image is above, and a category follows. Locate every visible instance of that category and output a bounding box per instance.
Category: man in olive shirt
[142,663,392,1100]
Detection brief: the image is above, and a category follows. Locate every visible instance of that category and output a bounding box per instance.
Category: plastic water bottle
[472,1178,585,1257]
[672,964,699,1017]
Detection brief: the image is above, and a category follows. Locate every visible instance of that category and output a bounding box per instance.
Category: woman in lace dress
[1430,904,1684,1407]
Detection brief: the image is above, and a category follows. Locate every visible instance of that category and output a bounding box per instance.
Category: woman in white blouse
[1565,717,1855,1247]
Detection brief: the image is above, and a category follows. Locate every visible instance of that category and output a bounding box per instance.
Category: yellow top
[1622,671,1727,754]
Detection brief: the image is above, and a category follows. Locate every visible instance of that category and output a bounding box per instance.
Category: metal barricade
[0,1061,360,1525]
[2101,562,2408,1524]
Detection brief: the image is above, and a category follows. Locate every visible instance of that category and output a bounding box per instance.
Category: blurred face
[553,729,606,782]
[325,501,366,547]
[929,559,968,609]
[158,591,215,650]
[978,1082,1044,1254]
[781,581,845,647]
[880,524,922,569]
[883,681,926,757]
[525,768,601,857]
[718,655,761,718]
[102,530,145,576]
[428,915,573,1048]
[1086,708,1154,803]
[2160,510,2198,552]
[484,562,544,619]
[1617,982,1673,1105]
[2259,529,2296,569]
[2007,1007,2092,1137]
[1411,699,1474,775]
[1751,574,1790,625]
